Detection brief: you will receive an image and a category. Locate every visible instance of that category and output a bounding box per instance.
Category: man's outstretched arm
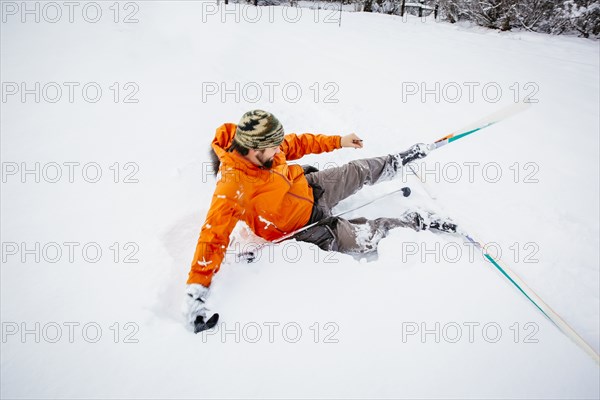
[281,133,363,161]
[184,183,240,332]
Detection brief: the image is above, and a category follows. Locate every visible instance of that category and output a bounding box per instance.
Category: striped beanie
[234,110,284,150]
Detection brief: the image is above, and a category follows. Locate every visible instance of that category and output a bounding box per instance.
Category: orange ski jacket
[187,123,342,287]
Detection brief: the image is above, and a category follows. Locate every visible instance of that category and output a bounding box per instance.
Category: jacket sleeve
[280,133,342,161]
[187,182,241,287]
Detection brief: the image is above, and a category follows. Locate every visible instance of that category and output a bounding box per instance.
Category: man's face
[252,146,280,169]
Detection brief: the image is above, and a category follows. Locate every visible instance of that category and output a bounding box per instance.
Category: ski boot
[412,211,458,234]
[395,143,431,167]
[429,219,458,233]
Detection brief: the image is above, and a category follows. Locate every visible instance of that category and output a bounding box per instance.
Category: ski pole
[237,186,411,262]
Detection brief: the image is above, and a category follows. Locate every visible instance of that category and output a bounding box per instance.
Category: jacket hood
[212,123,237,160]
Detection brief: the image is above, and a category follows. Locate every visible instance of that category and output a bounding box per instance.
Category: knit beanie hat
[234,110,284,150]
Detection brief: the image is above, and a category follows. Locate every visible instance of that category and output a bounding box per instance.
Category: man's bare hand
[341,133,363,149]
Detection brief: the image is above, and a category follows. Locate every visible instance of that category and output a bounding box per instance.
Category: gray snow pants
[294,155,423,255]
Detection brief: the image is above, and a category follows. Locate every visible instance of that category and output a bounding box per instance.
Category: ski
[460,231,600,364]
[426,102,531,151]
[400,103,599,363]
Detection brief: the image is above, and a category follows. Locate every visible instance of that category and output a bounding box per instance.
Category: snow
[1,2,599,398]
[258,215,275,230]
[197,259,213,267]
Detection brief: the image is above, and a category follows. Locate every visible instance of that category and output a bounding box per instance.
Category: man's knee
[347,160,373,184]
[294,217,338,251]
[331,218,366,253]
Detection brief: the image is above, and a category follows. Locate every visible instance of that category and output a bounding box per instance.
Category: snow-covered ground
[1,2,598,398]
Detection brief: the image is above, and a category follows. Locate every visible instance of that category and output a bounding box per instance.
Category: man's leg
[293,214,414,254]
[331,211,427,254]
[296,144,436,253]
[295,210,459,254]
[305,144,429,211]
[305,155,394,211]
[333,210,459,254]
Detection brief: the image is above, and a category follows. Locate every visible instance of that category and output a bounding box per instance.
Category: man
[184,110,458,332]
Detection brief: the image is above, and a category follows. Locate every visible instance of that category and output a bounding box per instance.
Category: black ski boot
[411,211,458,234]
[396,143,431,166]
[429,219,458,233]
